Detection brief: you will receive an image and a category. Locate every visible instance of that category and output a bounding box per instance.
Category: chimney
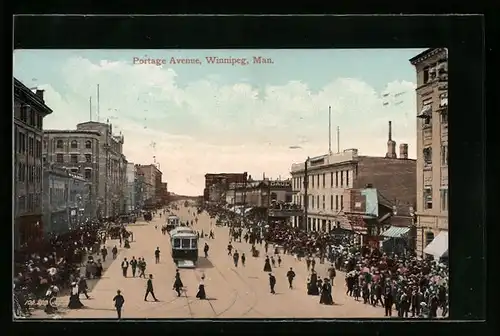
[385,121,397,159]
[399,143,408,159]
[35,89,45,101]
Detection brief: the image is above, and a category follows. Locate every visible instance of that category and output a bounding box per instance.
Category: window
[29,110,35,126]
[423,147,432,165]
[330,195,333,210]
[18,196,26,211]
[424,186,433,209]
[71,140,78,149]
[441,145,448,166]
[340,195,344,209]
[311,195,315,208]
[84,169,92,179]
[27,164,33,183]
[335,195,339,210]
[35,140,41,158]
[270,192,277,201]
[37,115,43,129]
[27,193,33,210]
[441,110,448,125]
[340,171,344,187]
[191,239,198,249]
[173,239,181,248]
[56,154,64,163]
[425,232,435,246]
[85,154,92,163]
[20,105,28,122]
[322,174,325,188]
[19,133,26,154]
[311,175,314,188]
[85,140,92,149]
[335,172,339,187]
[181,239,191,249]
[28,137,34,156]
[17,162,25,182]
[346,171,349,187]
[316,175,319,187]
[441,188,448,211]
[330,172,333,187]
[423,67,429,84]
[70,154,78,164]
[71,168,78,174]
[322,195,325,209]
[56,140,63,148]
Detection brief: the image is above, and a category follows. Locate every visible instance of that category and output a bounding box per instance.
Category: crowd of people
[202,202,449,319]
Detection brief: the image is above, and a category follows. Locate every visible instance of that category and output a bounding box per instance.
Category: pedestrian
[113,290,125,319]
[101,246,108,262]
[233,250,239,267]
[277,255,282,267]
[154,247,160,264]
[138,258,146,278]
[144,274,159,301]
[270,256,276,267]
[204,243,209,258]
[241,253,246,267]
[78,277,90,299]
[121,258,129,277]
[130,256,138,277]
[286,267,296,289]
[173,269,184,297]
[384,281,394,317]
[269,273,276,294]
[112,246,118,260]
[227,242,233,256]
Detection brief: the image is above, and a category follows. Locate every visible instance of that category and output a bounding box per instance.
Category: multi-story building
[290,122,416,243]
[203,172,248,203]
[43,129,100,218]
[14,78,53,249]
[137,164,163,206]
[226,177,293,207]
[135,167,146,210]
[161,182,169,205]
[125,162,137,212]
[42,166,90,234]
[409,48,449,258]
[44,121,127,218]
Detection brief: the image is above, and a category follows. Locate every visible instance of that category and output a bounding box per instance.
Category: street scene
[13,48,448,319]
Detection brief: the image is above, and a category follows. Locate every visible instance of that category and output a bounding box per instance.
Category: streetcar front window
[181,239,191,248]
[191,239,198,249]
[173,239,181,248]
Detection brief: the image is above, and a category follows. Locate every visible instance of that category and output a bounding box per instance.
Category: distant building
[290,130,416,247]
[125,163,137,212]
[14,78,53,249]
[409,48,449,258]
[226,177,293,207]
[137,164,163,207]
[161,182,169,205]
[204,172,248,203]
[42,165,90,235]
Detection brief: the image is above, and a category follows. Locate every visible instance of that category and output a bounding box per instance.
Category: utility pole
[303,157,310,232]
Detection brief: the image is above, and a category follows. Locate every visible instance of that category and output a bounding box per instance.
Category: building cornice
[409,48,447,65]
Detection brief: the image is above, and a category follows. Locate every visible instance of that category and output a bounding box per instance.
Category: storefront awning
[381,226,410,238]
[423,231,448,258]
[245,207,253,214]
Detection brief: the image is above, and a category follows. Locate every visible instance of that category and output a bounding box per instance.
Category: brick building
[290,121,416,242]
[203,172,248,202]
[14,78,53,249]
[137,164,163,206]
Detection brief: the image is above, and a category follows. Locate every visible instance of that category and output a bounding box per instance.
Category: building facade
[42,166,90,234]
[204,172,248,203]
[290,143,416,235]
[137,164,163,206]
[125,162,137,212]
[14,78,53,249]
[44,121,128,218]
[410,48,449,256]
[43,129,100,219]
[226,178,293,207]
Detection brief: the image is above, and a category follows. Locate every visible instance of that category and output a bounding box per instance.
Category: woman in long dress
[263,256,272,272]
[319,278,334,305]
[308,271,319,295]
[196,276,207,300]
[67,283,84,309]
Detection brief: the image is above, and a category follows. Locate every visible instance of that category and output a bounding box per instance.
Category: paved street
[49,205,383,319]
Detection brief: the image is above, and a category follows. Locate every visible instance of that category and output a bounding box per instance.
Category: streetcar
[169,226,196,236]
[165,215,180,232]
[171,231,198,268]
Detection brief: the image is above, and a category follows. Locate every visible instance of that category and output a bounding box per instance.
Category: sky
[13,49,425,196]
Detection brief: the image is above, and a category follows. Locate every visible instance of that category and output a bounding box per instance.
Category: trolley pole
[303,157,310,232]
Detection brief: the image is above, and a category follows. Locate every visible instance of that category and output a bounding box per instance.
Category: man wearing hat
[268,273,276,294]
[113,290,125,319]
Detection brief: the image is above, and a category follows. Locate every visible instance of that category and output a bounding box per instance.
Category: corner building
[409,48,449,257]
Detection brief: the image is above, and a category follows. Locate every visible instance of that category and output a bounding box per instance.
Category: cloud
[36,57,417,195]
